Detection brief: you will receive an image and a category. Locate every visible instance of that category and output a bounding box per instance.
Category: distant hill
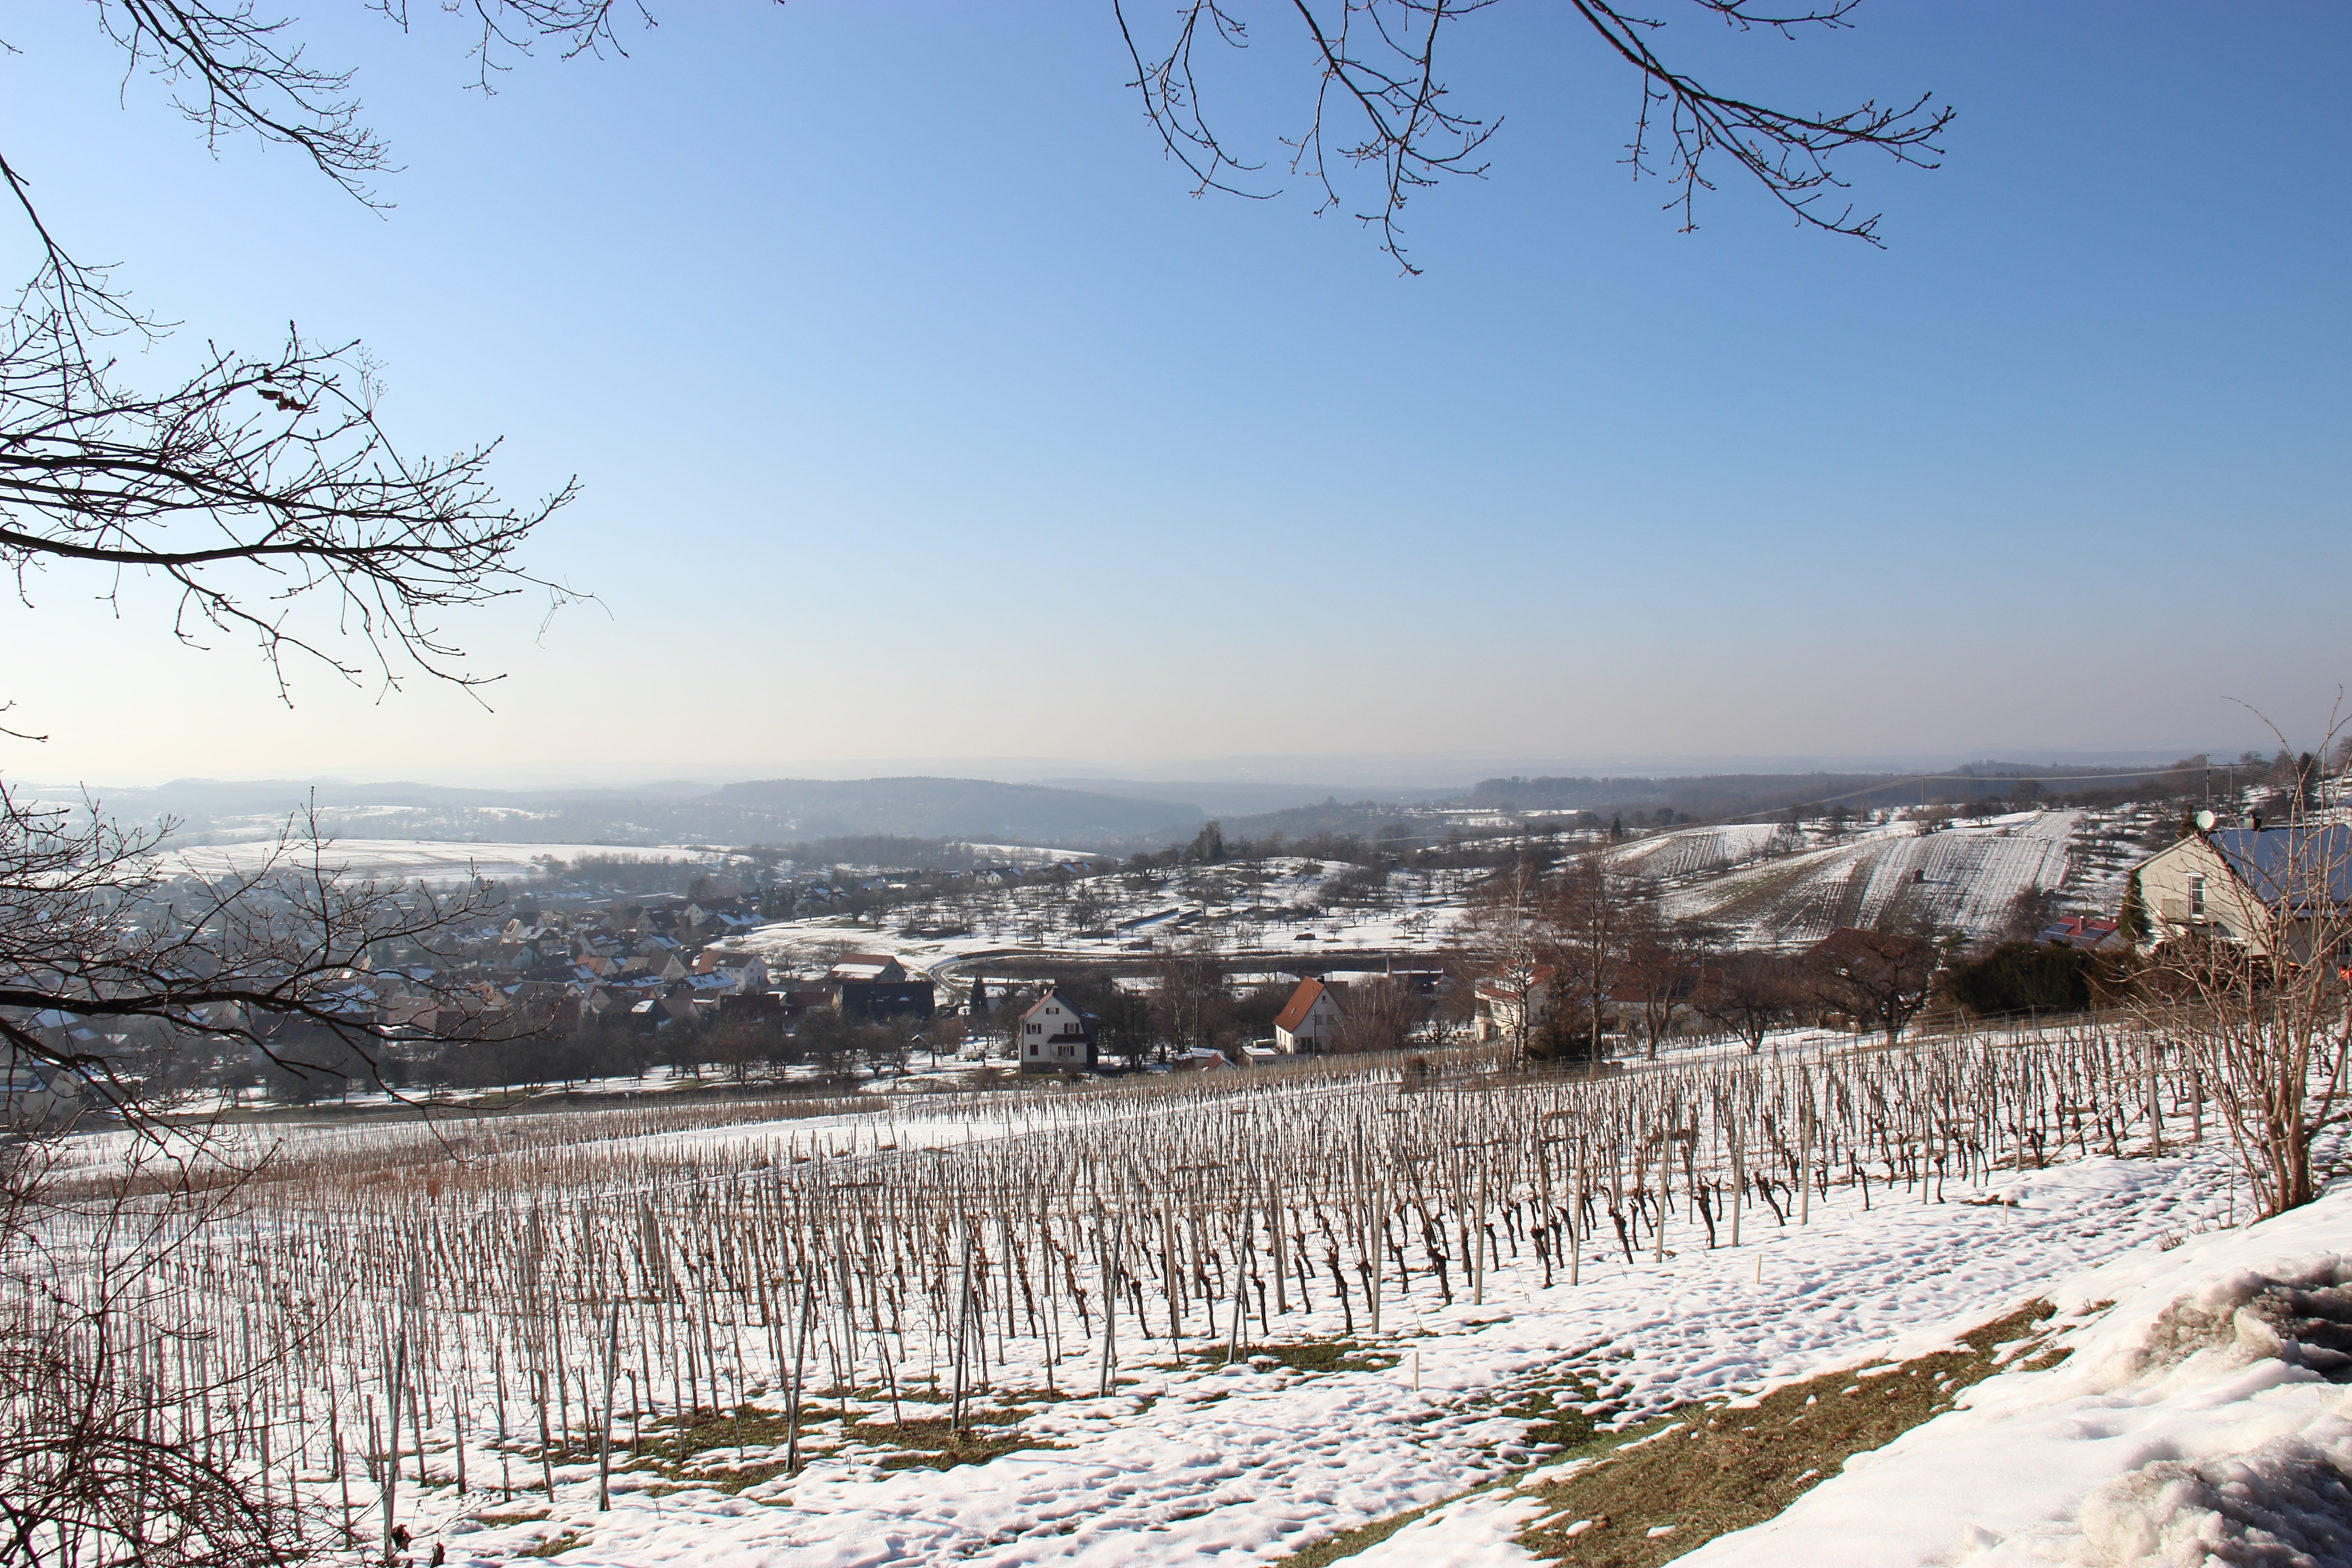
[716,777,1202,844]
[36,774,1202,851]
[1467,773,1911,818]
[1465,760,2217,825]
[1034,777,1462,817]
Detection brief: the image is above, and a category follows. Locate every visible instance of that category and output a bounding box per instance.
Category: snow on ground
[1660,811,2081,946]
[1608,824,1784,882]
[1681,1186,2352,1568]
[412,1132,2244,1568]
[148,839,718,885]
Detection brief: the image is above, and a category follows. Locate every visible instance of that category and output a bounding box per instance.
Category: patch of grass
[641,1404,1069,1489]
[521,1531,582,1558]
[1190,1340,1402,1374]
[1513,1299,2063,1567]
[867,1421,1064,1471]
[1492,1385,1612,1455]
[687,1460,796,1494]
[1269,1410,1685,1566]
[1270,1495,1451,1568]
[663,1404,799,1456]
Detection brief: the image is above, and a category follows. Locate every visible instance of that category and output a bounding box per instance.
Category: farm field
[17,1023,2331,1568]
[149,839,717,887]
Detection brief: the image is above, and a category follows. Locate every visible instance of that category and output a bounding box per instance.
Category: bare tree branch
[1117,0,1952,270]
[0,785,550,1130]
[0,306,579,698]
[0,5,628,697]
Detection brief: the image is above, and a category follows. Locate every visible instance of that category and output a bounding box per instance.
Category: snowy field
[741,806,2160,985]
[736,854,1482,982]
[1676,1186,2352,1567]
[147,838,719,886]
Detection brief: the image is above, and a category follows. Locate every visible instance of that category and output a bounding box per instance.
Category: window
[2189,874,2206,916]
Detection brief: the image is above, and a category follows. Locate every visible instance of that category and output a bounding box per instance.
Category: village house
[1017,989,1097,1073]
[2132,823,2352,962]
[1471,963,1555,1045]
[1271,977,1348,1054]
[828,952,935,1022]
[692,949,770,993]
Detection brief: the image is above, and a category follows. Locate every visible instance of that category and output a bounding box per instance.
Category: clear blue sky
[2,1,2344,787]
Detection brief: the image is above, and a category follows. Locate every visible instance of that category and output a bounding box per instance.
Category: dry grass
[1514,1299,2064,1566]
[1279,1299,2069,1566]
[1190,1340,1404,1375]
[627,1400,1071,1492]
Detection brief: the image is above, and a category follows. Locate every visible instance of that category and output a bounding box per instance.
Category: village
[17,754,2338,1117]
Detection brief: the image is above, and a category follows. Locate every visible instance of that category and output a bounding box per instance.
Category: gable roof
[2209,825,2352,911]
[1018,991,1096,1038]
[1273,979,1335,1034]
[1473,964,1554,1003]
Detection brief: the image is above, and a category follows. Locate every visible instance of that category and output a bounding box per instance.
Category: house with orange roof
[1273,978,1347,1054]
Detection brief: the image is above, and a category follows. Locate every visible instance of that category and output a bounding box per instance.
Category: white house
[1273,978,1348,1054]
[1471,963,1555,1046]
[695,950,769,994]
[1018,990,1096,1073]
[2132,824,2352,961]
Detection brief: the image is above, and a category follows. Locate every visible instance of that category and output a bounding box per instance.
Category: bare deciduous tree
[0,14,613,1561]
[1622,901,1701,1060]
[1804,921,1941,1047]
[4,7,589,703]
[1465,855,1547,1060]
[1691,948,1799,1053]
[1540,856,1644,1063]
[2135,707,2352,1219]
[0,1139,316,1568]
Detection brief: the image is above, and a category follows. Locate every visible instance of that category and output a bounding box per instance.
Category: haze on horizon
[1,2,2342,789]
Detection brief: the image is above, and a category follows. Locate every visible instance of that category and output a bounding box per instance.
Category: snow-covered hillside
[1614,807,2166,947]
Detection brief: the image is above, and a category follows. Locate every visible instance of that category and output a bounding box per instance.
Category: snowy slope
[1680,1188,2352,1568]
[1648,811,2081,946]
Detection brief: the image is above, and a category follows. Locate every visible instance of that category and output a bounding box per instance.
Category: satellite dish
[2193,809,2217,832]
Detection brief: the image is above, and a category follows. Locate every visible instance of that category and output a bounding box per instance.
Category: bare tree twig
[1117,0,1952,270]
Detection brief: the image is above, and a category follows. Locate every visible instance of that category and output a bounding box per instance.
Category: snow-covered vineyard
[1618,807,2155,949]
[12,1024,2342,1567]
